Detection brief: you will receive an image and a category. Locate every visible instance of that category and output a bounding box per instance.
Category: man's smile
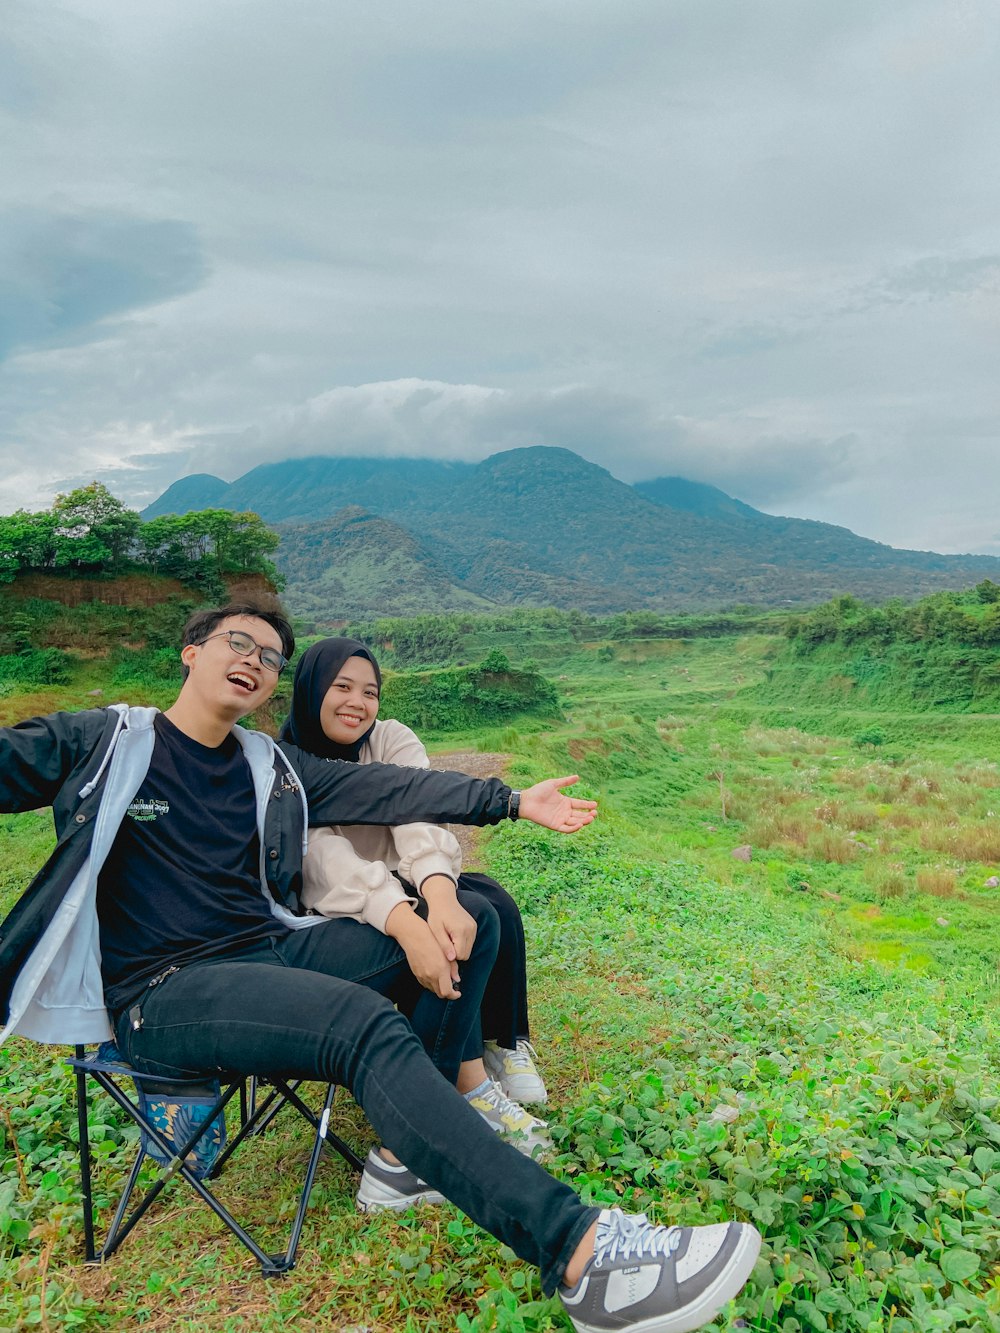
[227,671,258,694]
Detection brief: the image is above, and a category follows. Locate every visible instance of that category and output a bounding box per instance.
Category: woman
[279,637,549,1153]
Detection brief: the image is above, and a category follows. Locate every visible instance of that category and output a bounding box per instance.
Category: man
[0,603,761,1332]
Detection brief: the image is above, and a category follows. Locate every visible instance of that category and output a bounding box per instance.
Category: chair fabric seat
[94,1041,227,1179]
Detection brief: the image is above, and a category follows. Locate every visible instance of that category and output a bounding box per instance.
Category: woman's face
[319,654,380,745]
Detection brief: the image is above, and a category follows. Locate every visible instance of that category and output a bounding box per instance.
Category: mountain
[144,457,470,524]
[144,472,230,514]
[275,507,493,621]
[633,476,762,520]
[144,447,1000,617]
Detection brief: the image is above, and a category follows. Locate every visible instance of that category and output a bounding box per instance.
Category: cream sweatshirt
[301,719,463,933]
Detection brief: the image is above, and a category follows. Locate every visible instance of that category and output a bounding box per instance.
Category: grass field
[4,630,1000,1330]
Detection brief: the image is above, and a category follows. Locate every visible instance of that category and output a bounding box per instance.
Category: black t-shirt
[98,713,286,1011]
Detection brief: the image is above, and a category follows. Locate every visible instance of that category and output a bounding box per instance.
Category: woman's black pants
[456,871,531,1049]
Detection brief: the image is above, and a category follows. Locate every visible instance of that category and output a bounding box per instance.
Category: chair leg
[85,1074,281,1268]
[74,1046,97,1264]
[276,1083,338,1274]
[103,1151,146,1256]
[270,1079,365,1174]
[208,1082,286,1178]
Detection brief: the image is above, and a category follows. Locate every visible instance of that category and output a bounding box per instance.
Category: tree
[0,511,55,581]
[2,483,283,593]
[50,483,141,572]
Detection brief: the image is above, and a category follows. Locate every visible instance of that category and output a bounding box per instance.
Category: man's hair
[180,604,296,679]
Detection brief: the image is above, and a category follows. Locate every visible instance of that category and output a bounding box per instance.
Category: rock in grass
[985,876,1000,888]
[731,844,752,862]
[707,1104,740,1125]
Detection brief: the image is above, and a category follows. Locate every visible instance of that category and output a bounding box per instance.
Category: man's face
[180,615,284,719]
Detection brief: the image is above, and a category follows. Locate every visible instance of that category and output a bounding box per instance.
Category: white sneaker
[355,1148,445,1213]
[483,1039,548,1104]
[465,1079,552,1156]
[560,1208,761,1333]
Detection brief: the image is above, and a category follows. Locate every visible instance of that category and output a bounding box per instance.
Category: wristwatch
[507,790,521,821]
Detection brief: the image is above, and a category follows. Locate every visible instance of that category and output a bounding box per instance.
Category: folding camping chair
[68,1043,365,1276]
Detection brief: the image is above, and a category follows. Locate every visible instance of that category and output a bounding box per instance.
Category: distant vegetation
[0,481,282,597]
[345,605,791,668]
[762,585,1000,712]
[378,651,559,731]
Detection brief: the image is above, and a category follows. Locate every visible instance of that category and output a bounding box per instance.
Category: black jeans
[457,872,530,1049]
[114,920,597,1294]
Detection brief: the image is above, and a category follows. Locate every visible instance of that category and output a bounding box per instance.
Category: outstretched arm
[289,745,598,833]
[0,709,110,813]
[518,775,597,833]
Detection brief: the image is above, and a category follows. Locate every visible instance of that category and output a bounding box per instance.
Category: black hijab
[278,637,383,762]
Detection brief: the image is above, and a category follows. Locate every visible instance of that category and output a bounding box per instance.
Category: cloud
[848,253,1000,313]
[655,432,861,509]
[0,209,206,360]
[187,379,662,474]
[183,377,857,514]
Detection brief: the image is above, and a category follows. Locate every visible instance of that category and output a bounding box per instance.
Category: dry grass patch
[882,805,921,830]
[655,715,687,750]
[841,804,881,832]
[915,867,958,897]
[863,863,909,900]
[746,810,817,850]
[744,725,830,756]
[808,830,862,864]
[920,820,1000,864]
[723,783,804,822]
[954,761,1000,788]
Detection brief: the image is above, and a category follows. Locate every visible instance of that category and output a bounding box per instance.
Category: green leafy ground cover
[5,619,1000,1329]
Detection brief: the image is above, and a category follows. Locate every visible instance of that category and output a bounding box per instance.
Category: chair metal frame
[69,1046,365,1276]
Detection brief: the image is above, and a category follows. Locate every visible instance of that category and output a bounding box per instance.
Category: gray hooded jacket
[0,705,513,1046]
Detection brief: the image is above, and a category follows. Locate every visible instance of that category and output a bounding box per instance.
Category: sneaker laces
[504,1040,540,1072]
[480,1079,543,1125]
[593,1210,682,1268]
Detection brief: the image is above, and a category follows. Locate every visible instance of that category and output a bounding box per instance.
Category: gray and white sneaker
[355,1148,445,1213]
[560,1208,761,1333]
[465,1078,552,1157]
[484,1039,548,1104]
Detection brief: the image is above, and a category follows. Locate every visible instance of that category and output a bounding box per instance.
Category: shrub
[854,724,886,748]
[916,867,958,897]
[809,829,862,864]
[478,648,512,674]
[110,647,181,686]
[0,648,71,685]
[864,865,909,900]
[380,662,559,733]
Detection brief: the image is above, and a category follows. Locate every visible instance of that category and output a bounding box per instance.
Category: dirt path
[432,751,509,870]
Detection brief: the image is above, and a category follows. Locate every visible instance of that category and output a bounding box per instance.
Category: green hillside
[755,589,1000,713]
[276,507,494,620]
[144,446,1000,615]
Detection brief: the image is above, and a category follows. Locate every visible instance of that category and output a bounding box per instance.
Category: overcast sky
[2,1,999,553]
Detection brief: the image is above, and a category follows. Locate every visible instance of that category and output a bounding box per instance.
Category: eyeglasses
[196,630,288,674]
